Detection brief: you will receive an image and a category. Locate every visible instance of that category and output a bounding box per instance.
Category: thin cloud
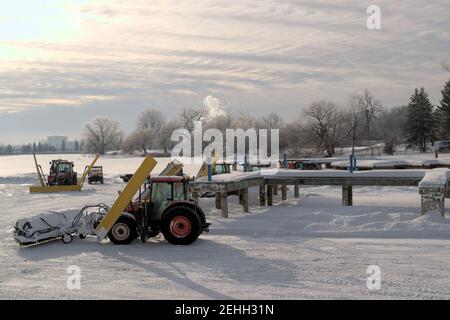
[0,0,449,142]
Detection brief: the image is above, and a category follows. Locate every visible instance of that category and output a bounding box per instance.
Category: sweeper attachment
[15,156,210,246]
[14,204,108,246]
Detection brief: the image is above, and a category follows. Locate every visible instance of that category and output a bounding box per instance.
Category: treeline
[0,140,80,155]
[77,77,450,157]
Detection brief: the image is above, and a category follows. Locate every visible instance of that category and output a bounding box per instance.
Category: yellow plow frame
[29,153,100,193]
[95,156,157,239]
[160,159,183,176]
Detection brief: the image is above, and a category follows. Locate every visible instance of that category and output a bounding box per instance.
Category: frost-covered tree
[82,118,123,154]
[353,89,383,142]
[404,88,437,152]
[304,101,349,157]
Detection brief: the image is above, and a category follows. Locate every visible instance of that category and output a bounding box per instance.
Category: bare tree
[347,97,365,155]
[304,101,349,157]
[137,109,165,132]
[82,118,123,154]
[178,108,204,131]
[122,129,153,155]
[280,120,311,156]
[256,112,283,130]
[375,105,408,154]
[353,89,383,142]
[232,112,256,130]
[159,121,180,153]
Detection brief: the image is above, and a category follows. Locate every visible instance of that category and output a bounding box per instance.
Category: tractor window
[173,182,186,200]
[151,182,172,217]
[215,164,225,175]
[58,163,71,172]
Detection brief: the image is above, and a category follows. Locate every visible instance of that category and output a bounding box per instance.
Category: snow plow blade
[29,185,82,193]
[94,156,157,240]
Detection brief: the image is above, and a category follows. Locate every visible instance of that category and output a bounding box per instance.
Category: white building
[47,136,68,150]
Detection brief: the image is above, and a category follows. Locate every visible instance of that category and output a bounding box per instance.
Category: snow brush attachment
[13,204,109,246]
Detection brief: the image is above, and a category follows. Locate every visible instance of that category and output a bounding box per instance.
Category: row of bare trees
[80,89,407,156]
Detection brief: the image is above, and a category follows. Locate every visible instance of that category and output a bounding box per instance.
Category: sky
[0,0,450,144]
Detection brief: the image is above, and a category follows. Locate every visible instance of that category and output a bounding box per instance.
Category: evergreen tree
[37,142,43,152]
[21,144,32,153]
[61,140,66,152]
[405,88,437,152]
[74,140,79,152]
[436,78,450,138]
[32,142,37,153]
[6,145,13,154]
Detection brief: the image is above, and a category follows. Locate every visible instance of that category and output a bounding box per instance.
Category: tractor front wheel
[108,216,138,245]
[161,206,201,245]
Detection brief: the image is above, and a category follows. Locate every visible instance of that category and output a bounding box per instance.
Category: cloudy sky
[1,0,449,143]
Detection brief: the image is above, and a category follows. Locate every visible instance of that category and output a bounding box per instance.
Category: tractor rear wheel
[108,216,138,244]
[161,206,201,245]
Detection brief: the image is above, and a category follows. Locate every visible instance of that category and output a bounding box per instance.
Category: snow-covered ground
[2,154,450,299]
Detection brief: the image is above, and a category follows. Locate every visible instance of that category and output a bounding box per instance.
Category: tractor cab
[212,162,231,175]
[48,160,77,186]
[143,176,191,220]
[111,175,210,245]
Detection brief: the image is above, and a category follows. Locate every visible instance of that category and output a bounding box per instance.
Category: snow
[2,153,450,299]
[195,171,260,182]
[419,169,450,188]
[261,168,427,178]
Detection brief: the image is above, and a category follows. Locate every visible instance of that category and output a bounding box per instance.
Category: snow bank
[214,204,450,239]
[419,168,450,188]
[261,169,426,179]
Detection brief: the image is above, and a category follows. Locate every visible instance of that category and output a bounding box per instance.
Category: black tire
[107,216,138,245]
[161,206,201,245]
[62,234,73,244]
[195,206,207,234]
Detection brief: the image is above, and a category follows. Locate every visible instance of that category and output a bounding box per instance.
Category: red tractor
[48,160,78,186]
[107,175,210,245]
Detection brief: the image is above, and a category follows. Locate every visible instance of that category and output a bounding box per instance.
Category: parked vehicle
[434,140,450,153]
[88,166,104,184]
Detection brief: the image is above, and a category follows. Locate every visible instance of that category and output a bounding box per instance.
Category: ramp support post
[342,185,353,206]
[294,183,300,198]
[242,188,249,212]
[259,184,266,206]
[267,185,273,206]
[221,192,228,218]
[281,184,287,201]
[215,192,221,209]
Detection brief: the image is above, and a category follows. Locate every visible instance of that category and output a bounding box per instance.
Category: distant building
[47,136,68,150]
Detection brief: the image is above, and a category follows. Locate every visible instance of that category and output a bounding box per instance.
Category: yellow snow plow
[29,153,100,193]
